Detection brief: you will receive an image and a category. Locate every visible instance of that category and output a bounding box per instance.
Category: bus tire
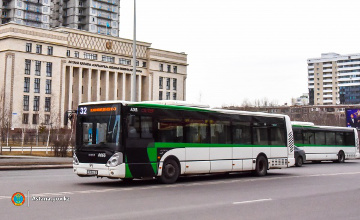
[254,155,268,176]
[159,159,180,184]
[295,156,303,167]
[337,151,345,163]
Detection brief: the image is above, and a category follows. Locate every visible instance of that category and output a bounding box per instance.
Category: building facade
[1,0,120,37]
[0,23,187,129]
[308,53,360,105]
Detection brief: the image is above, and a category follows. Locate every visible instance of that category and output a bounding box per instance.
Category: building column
[96,69,100,101]
[105,70,109,100]
[114,72,118,100]
[68,66,73,110]
[78,67,83,104]
[138,74,142,101]
[87,69,92,102]
[122,73,126,100]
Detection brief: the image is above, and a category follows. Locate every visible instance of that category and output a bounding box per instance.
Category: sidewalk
[0,155,72,170]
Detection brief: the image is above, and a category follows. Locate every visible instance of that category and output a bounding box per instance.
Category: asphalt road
[1,160,360,220]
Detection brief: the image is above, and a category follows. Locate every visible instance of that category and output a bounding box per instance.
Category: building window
[46,62,52,77]
[44,115,50,125]
[24,77,30,93]
[33,96,40,111]
[136,60,139,66]
[173,78,177,90]
[167,65,171,73]
[173,92,177,100]
[36,44,42,54]
[173,66,177,73]
[35,61,41,76]
[22,114,29,124]
[119,58,131,65]
[142,62,147,68]
[23,95,29,111]
[166,78,170,90]
[159,91,163,100]
[75,51,79,58]
[47,46,53,55]
[159,77,163,89]
[34,78,40,93]
[102,55,115,63]
[166,92,170,100]
[66,50,70,57]
[32,114,39,125]
[26,43,32,52]
[45,97,51,112]
[159,64,163,71]
[84,52,97,60]
[25,59,31,75]
[46,79,51,94]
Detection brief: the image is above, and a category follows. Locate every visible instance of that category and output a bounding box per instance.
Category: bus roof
[78,100,288,119]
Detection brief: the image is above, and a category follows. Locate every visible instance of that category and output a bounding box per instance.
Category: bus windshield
[79,114,120,150]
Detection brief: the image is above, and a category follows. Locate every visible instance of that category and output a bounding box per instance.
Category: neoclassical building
[0,23,188,129]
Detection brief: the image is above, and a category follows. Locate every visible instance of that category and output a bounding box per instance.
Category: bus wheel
[295,156,303,167]
[254,155,268,176]
[159,159,180,184]
[337,151,345,163]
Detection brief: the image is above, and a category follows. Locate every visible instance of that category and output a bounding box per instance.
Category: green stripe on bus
[296,144,355,147]
[125,164,133,178]
[150,142,286,148]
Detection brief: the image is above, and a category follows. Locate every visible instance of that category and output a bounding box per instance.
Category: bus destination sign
[79,105,119,115]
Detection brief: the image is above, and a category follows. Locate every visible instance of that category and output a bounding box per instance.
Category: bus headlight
[106,152,123,167]
[73,153,79,165]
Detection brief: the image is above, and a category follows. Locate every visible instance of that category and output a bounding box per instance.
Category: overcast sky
[119,0,360,107]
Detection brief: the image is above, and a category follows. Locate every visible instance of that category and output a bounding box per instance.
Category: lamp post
[131,0,137,102]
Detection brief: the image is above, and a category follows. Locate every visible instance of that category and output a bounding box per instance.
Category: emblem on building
[106,41,112,50]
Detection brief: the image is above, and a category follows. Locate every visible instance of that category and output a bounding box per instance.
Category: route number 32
[79,107,87,115]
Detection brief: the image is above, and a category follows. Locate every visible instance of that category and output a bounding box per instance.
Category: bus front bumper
[73,163,126,178]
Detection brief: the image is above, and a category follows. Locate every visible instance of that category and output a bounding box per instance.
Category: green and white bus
[292,122,359,163]
[73,101,295,183]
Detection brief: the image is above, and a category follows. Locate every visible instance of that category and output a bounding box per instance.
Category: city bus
[73,101,295,184]
[292,122,359,163]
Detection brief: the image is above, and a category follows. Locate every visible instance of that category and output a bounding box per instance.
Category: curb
[0,164,73,171]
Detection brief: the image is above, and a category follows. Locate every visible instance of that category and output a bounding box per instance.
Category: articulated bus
[292,122,359,163]
[73,101,295,184]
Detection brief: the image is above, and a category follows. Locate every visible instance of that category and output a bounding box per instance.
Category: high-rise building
[0,0,51,29]
[1,0,120,37]
[308,53,360,105]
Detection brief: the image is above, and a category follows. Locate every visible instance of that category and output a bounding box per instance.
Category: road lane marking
[1,171,360,201]
[233,198,272,205]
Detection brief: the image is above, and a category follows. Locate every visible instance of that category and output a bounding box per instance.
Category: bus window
[270,127,285,146]
[83,123,93,145]
[303,131,315,144]
[253,127,268,145]
[96,123,107,144]
[185,119,208,143]
[141,116,153,139]
[335,132,344,145]
[315,132,325,145]
[344,132,355,146]
[158,120,183,142]
[210,120,231,144]
[232,122,251,144]
[293,128,303,145]
[128,115,140,138]
[326,132,336,145]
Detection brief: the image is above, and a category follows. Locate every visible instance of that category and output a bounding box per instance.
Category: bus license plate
[87,170,98,175]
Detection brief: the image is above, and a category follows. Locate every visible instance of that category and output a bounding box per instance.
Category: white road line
[1,171,360,201]
[233,198,272,205]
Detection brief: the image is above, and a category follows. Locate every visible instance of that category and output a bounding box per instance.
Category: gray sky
[119,0,360,107]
